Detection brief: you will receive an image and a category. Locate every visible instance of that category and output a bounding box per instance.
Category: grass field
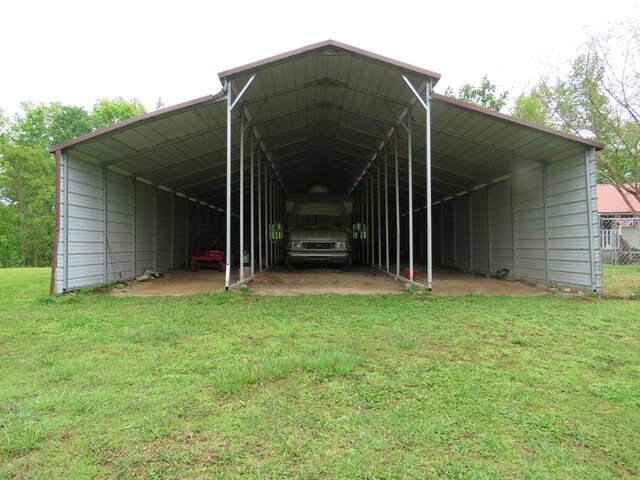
[1,269,639,479]
[603,264,640,297]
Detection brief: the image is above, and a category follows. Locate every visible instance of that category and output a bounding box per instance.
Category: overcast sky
[1,0,638,117]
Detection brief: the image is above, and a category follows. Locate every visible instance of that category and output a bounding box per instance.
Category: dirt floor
[113,265,549,297]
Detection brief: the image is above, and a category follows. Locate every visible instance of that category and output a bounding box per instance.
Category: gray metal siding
[135,182,156,275]
[454,194,470,271]
[156,189,173,272]
[441,200,455,267]
[173,196,188,268]
[65,156,105,290]
[187,200,199,259]
[488,179,514,278]
[546,152,599,290]
[106,170,134,283]
[512,166,547,283]
[469,188,489,275]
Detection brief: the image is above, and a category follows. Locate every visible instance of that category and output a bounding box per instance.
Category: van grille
[302,241,335,250]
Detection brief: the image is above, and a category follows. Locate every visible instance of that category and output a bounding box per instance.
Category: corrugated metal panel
[173,196,188,268]
[441,200,455,267]
[469,188,489,275]
[454,194,470,271]
[432,204,442,266]
[187,200,199,260]
[55,154,66,293]
[106,170,134,283]
[488,179,514,278]
[156,189,173,272]
[512,166,546,283]
[135,182,156,275]
[65,156,105,290]
[546,152,599,290]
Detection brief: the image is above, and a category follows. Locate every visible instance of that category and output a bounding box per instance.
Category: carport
[49,40,603,295]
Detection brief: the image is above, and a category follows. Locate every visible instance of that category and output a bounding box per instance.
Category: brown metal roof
[51,40,603,211]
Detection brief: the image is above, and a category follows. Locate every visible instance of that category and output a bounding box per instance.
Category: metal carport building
[49,40,603,294]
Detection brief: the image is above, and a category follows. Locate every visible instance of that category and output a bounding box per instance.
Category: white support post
[265,164,269,269]
[223,73,256,289]
[258,154,262,271]
[364,175,373,265]
[384,146,389,273]
[225,80,233,289]
[395,130,400,277]
[370,172,375,266]
[407,110,414,281]
[377,156,382,269]
[239,115,245,282]
[425,80,433,290]
[250,137,255,277]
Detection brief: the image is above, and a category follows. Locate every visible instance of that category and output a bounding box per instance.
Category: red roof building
[597,184,640,215]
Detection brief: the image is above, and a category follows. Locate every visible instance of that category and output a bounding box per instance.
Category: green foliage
[9,102,94,149]
[445,75,508,111]
[1,269,640,477]
[0,145,55,266]
[512,23,639,205]
[92,97,146,130]
[0,98,146,267]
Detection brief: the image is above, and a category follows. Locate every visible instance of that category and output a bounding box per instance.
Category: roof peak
[217,39,441,85]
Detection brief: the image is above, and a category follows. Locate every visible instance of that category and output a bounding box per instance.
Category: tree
[0,97,148,268]
[512,22,639,211]
[92,97,146,130]
[445,75,508,112]
[10,102,94,149]
[0,144,55,266]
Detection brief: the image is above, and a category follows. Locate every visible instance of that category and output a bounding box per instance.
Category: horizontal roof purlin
[431,93,604,150]
[49,94,220,153]
[217,39,441,86]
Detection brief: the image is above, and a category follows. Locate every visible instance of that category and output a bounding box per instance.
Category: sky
[1,0,638,117]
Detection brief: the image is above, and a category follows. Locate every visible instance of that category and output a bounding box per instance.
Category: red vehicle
[190,250,225,271]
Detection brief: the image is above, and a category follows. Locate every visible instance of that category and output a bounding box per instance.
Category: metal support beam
[239,115,245,283]
[377,156,382,269]
[407,111,414,281]
[258,154,262,271]
[250,135,255,277]
[225,81,233,289]
[395,130,400,277]
[265,163,269,269]
[384,145,389,273]
[425,80,433,290]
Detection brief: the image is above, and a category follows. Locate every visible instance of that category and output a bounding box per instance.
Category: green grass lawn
[1,269,639,479]
[603,264,640,297]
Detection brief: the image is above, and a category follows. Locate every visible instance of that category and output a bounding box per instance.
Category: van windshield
[295,215,345,231]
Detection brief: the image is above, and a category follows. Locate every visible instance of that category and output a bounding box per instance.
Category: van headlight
[288,241,302,248]
[335,241,350,249]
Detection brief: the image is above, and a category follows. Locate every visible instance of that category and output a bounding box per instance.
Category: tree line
[1,24,637,268]
[0,99,146,267]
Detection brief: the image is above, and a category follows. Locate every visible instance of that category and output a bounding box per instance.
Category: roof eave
[49,93,222,153]
[431,93,604,151]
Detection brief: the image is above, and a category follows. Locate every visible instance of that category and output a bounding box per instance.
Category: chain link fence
[601,218,640,297]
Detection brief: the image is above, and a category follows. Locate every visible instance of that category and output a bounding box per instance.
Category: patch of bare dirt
[111,266,548,297]
[249,266,406,296]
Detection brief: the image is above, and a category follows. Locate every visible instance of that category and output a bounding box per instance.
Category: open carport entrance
[50,40,603,295]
